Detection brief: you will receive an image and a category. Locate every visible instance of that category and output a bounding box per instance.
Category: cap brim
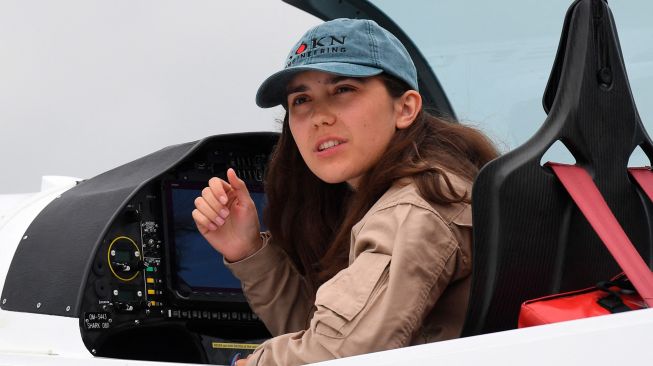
[255,62,384,108]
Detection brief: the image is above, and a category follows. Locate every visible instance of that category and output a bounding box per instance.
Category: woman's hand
[192,168,262,262]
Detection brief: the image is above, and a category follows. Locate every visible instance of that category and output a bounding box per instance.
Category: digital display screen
[114,251,131,262]
[115,287,138,302]
[167,182,267,293]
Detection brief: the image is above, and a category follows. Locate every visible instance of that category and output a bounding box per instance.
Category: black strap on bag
[596,275,637,313]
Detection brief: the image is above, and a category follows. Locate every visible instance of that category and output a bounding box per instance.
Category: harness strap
[547,162,653,308]
[628,167,653,202]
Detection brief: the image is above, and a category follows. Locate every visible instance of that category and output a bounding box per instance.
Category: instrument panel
[0,133,279,363]
[78,138,275,363]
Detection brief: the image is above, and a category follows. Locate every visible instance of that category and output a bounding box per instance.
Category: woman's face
[286,71,410,188]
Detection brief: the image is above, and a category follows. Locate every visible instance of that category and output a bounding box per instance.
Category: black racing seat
[462,0,653,336]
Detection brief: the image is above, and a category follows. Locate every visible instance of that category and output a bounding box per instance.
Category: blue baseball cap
[255,18,418,108]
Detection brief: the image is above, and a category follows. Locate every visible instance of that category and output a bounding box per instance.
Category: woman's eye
[335,86,354,94]
[291,96,308,106]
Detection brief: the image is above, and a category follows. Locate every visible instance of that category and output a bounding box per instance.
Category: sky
[0,0,320,193]
[2,1,651,194]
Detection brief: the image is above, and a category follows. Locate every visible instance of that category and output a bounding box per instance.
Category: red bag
[518,274,646,327]
[517,164,653,328]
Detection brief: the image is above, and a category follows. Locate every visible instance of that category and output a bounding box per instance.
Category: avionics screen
[166,182,267,293]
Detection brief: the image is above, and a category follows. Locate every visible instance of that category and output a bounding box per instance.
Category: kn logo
[295,43,307,54]
[287,36,348,67]
[295,36,346,55]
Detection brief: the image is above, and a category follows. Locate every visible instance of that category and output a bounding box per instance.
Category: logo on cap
[295,43,307,55]
[287,36,348,66]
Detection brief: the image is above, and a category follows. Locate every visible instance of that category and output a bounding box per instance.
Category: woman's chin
[313,174,362,190]
[320,176,347,185]
[312,172,347,185]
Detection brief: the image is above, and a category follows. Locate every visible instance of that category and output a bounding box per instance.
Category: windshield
[371,0,653,164]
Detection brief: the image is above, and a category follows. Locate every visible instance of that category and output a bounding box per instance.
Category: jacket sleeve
[245,203,465,366]
[225,233,315,335]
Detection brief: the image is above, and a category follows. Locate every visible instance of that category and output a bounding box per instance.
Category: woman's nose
[311,103,336,128]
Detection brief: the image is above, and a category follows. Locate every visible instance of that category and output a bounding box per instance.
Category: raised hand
[192,168,262,262]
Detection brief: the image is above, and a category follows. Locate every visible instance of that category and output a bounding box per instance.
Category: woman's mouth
[318,140,343,152]
[314,138,347,157]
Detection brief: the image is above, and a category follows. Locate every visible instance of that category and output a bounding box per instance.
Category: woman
[192,18,498,366]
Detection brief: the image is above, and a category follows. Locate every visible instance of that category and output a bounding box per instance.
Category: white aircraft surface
[1,180,652,366]
[2,1,652,365]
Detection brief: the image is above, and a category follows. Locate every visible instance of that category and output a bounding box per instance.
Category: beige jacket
[226,176,473,365]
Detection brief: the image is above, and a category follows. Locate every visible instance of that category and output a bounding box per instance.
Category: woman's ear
[394,90,422,130]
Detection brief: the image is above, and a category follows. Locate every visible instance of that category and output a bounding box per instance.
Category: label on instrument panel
[84,312,112,330]
[212,342,260,350]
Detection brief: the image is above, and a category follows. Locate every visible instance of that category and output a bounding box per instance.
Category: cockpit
[1,1,653,365]
[1,133,279,363]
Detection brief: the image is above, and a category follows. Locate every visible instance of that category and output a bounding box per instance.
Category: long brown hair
[263,74,498,292]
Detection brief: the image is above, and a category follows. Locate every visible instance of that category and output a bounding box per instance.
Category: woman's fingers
[226,168,251,204]
[194,196,222,225]
[209,176,232,206]
[194,173,249,233]
[194,173,262,262]
[194,221,211,235]
[192,209,218,232]
[202,187,230,220]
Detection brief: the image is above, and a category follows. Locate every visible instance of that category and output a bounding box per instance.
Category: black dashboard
[1,133,278,364]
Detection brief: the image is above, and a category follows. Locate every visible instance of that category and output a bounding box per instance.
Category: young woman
[192,18,497,366]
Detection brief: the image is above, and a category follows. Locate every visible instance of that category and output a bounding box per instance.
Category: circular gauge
[107,236,142,282]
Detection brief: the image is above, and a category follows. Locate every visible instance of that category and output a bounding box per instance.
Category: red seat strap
[547,162,653,308]
[628,167,653,203]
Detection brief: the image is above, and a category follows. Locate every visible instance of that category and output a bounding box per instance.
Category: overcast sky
[0,0,320,193]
